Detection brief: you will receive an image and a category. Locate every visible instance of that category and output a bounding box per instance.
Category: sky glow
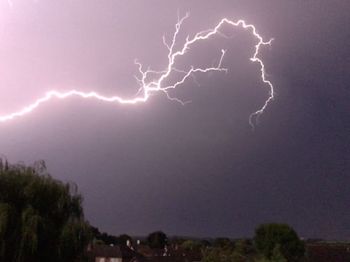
[0,13,273,127]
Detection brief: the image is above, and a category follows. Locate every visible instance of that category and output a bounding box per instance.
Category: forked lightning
[0,13,274,127]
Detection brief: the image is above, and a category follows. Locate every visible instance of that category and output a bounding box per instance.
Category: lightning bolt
[0,13,274,128]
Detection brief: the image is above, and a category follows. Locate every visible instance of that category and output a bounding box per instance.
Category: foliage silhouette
[254,223,305,262]
[0,159,92,262]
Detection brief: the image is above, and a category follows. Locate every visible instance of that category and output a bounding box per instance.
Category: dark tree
[181,239,204,252]
[0,160,92,262]
[147,231,168,249]
[254,223,305,262]
[213,237,234,248]
[117,234,133,246]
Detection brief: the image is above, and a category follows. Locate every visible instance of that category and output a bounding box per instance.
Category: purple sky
[0,0,349,239]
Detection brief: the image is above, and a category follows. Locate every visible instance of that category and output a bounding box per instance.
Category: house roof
[90,245,123,258]
[88,244,145,260]
[307,244,350,262]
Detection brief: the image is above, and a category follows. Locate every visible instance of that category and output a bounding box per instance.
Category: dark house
[87,244,144,262]
[306,243,350,262]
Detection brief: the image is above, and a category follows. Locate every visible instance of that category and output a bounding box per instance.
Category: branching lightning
[0,13,274,127]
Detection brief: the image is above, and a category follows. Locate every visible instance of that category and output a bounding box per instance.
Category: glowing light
[0,13,274,127]
[7,0,13,9]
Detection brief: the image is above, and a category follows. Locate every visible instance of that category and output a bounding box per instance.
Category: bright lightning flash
[0,13,274,127]
[7,0,13,9]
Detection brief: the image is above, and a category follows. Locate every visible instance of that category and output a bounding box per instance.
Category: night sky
[0,0,349,240]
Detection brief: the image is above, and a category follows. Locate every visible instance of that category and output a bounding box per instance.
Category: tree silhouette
[0,159,92,262]
[254,223,305,262]
[147,231,168,249]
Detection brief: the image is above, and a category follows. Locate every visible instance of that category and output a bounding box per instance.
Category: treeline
[90,226,133,246]
[0,160,306,262]
[199,224,305,262]
[92,227,305,261]
[0,159,91,262]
